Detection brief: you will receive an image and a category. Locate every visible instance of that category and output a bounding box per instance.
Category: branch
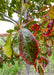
[0,18,15,24]
[12,9,24,15]
[0,12,18,24]
[13,10,20,14]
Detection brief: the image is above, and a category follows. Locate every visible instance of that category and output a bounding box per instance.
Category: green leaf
[19,28,39,65]
[3,34,12,57]
[25,3,30,10]
[38,64,44,75]
[12,32,19,57]
[14,26,18,30]
[7,29,13,33]
[0,63,3,68]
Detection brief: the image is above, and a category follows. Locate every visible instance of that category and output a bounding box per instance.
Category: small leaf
[3,34,12,57]
[46,40,53,47]
[38,64,44,75]
[30,23,39,36]
[14,26,18,30]
[7,29,13,33]
[25,3,30,10]
[19,28,39,65]
[48,6,54,19]
[39,57,49,69]
[46,47,52,57]
[43,20,53,36]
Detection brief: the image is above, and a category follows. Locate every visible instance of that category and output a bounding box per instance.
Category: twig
[13,10,20,14]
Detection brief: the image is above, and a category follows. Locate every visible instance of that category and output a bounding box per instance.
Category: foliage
[0,61,23,75]
[0,0,54,75]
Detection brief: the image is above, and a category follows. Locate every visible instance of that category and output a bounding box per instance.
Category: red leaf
[30,23,39,35]
[43,20,54,36]
[38,57,49,70]
[19,28,39,65]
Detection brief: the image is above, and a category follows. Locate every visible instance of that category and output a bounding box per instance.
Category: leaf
[38,64,44,75]
[0,63,3,68]
[7,29,13,33]
[25,3,30,10]
[19,28,39,65]
[39,44,47,54]
[46,40,53,47]
[3,34,12,57]
[46,47,52,57]
[39,57,49,69]
[48,6,54,19]
[43,19,53,36]
[30,23,39,36]
[12,32,20,57]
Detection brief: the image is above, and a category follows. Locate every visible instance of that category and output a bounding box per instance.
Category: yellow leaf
[3,34,12,57]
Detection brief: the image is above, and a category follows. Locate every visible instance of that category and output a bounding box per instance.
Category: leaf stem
[20,0,22,25]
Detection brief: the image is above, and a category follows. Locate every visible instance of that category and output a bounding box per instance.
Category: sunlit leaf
[48,6,54,19]
[25,3,30,10]
[3,34,12,57]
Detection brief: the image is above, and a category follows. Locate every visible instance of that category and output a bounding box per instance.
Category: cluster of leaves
[0,0,54,75]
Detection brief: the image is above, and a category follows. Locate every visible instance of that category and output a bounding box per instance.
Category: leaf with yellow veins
[3,34,12,57]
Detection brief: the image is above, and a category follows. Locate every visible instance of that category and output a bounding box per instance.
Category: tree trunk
[25,64,30,75]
